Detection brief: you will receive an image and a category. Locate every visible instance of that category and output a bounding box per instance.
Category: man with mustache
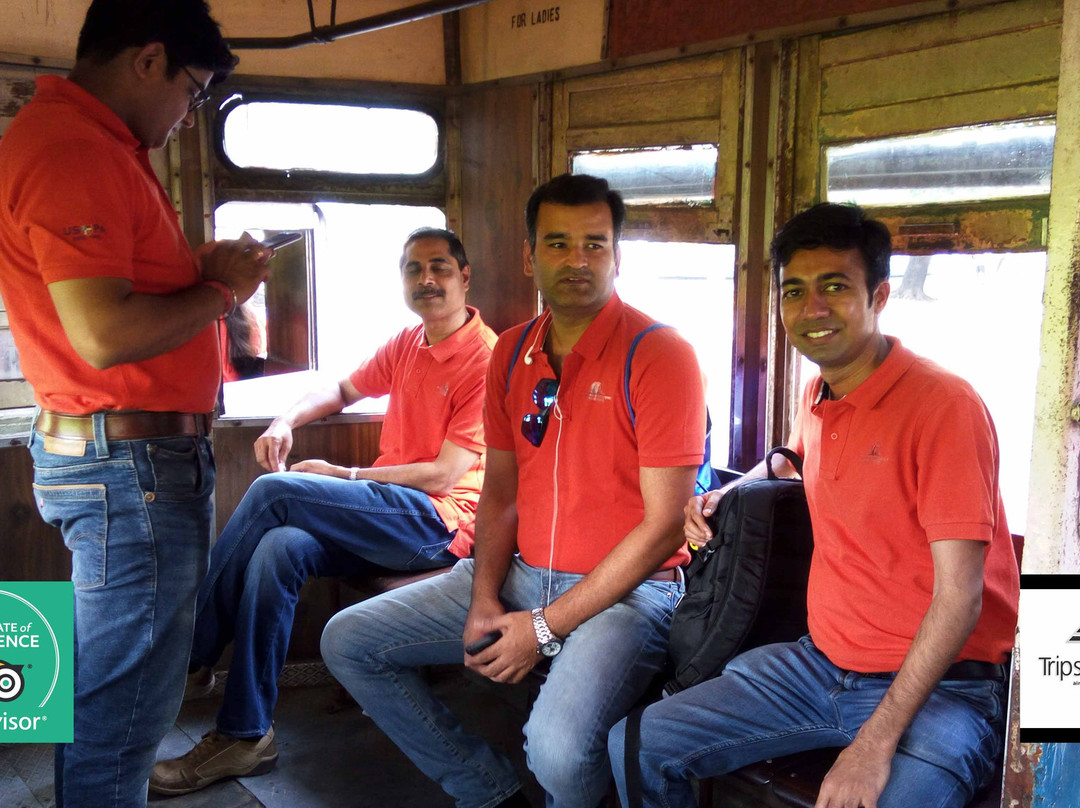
[609,203,1019,808]
[151,228,497,795]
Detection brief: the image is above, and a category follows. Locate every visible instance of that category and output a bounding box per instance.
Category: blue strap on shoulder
[505,317,540,395]
[624,323,670,424]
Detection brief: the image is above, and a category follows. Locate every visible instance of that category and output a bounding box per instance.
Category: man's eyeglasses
[521,378,558,447]
[181,66,211,113]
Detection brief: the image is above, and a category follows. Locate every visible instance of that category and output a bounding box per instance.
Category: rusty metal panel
[820,25,1060,116]
[817,0,1062,66]
[873,200,1049,254]
[819,82,1059,142]
[568,76,724,129]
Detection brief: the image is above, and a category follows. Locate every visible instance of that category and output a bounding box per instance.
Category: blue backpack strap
[505,317,540,395]
[625,323,716,493]
[623,323,670,425]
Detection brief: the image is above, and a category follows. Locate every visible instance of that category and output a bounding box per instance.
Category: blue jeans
[29,425,215,808]
[321,557,682,808]
[189,471,458,738]
[608,635,1005,808]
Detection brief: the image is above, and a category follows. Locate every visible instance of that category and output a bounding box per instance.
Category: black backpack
[663,446,814,695]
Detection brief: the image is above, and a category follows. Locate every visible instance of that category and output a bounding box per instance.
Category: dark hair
[770,203,892,302]
[76,0,237,80]
[400,228,469,271]
[224,304,264,380]
[524,173,626,251]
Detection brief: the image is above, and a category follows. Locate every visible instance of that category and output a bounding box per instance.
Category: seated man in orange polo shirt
[610,203,1020,808]
[321,174,707,808]
[151,228,497,795]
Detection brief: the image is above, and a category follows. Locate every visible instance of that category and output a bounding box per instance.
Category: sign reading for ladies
[0,582,73,742]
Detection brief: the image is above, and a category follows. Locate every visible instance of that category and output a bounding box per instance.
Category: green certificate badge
[0,582,74,742]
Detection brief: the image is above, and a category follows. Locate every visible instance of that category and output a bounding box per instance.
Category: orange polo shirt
[788,338,1019,671]
[485,293,705,574]
[349,307,497,556]
[0,76,219,415]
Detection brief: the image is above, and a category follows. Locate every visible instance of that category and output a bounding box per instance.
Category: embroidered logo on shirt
[436,383,449,397]
[587,381,612,402]
[62,224,105,240]
[864,442,887,463]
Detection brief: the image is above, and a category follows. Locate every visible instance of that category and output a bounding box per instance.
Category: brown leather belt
[36,410,213,442]
[862,660,1005,681]
[648,567,681,582]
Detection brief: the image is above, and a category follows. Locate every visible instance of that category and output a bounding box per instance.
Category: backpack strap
[623,323,670,424]
[623,705,647,808]
[505,316,541,395]
[766,446,803,479]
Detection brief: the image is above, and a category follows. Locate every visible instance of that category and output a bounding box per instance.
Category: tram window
[215,201,446,417]
[221,101,439,176]
[825,120,1055,207]
[571,145,718,205]
[797,251,1045,533]
[615,241,736,466]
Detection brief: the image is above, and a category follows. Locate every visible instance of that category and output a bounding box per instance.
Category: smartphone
[260,231,303,251]
[465,630,502,656]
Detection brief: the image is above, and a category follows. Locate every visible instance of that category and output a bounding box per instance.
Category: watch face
[539,639,563,658]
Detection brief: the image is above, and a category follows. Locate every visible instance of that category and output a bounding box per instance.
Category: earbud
[523,353,533,365]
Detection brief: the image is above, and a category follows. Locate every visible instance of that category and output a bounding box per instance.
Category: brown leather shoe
[149,726,278,795]
[182,667,216,701]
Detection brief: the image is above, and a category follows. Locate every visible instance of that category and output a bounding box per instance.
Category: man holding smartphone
[151,227,497,795]
[0,2,270,805]
[321,175,706,808]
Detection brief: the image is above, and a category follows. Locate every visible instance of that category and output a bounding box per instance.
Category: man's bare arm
[814,539,986,808]
[48,238,270,370]
[462,448,519,667]
[468,464,697,684]
[253,377,364,472]
[684,452,799,545]
[290,439,481,497]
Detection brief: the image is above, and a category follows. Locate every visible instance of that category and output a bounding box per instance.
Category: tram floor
[0,665,546,808]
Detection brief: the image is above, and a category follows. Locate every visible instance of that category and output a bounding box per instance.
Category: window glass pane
[222,101,438,175]
[616,241,736,467]
[215,201,445,417]
[572,145,718,205]
[798,252,1044,532]
[825,120,1055,206]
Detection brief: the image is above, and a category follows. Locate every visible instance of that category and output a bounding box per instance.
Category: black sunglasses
[521,378,558,447]
[181,66,211,113]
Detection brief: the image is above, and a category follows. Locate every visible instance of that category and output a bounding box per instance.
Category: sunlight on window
[798,252,1044,532]
[572,145,718,205]
[616,241,736,467]
[215,201,445,416]
[222,102,439,175]
[826,120,1054,207]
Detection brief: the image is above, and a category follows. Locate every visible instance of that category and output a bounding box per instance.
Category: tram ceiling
[226,0,491,49]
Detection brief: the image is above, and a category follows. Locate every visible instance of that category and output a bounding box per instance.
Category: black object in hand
[465,630,502,655]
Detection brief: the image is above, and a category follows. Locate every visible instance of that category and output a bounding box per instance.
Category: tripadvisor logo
[0,582,73,742]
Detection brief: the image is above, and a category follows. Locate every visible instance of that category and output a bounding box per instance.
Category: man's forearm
[276,381,350,430]
[851,582,981,754]
[542,516,684,638]
[51,280,229,369]
[470,501,518,607]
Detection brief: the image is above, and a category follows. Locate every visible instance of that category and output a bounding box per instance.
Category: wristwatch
[531,608,564,658]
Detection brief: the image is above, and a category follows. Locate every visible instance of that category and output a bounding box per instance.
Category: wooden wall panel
[212,419,384,660]
[0,445,70,582]
[458,84,539,335]
[608,0,946,58]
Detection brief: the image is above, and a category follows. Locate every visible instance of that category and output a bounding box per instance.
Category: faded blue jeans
[29,423,215,808]
[321,557,683,808]
[608,635,1005,808]
[189,471,457,738]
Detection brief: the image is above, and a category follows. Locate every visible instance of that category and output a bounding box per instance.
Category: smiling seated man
[321,174,706,808]
[151,228,497,795]
[609,203,1019,808]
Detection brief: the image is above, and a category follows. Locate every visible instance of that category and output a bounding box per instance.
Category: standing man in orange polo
[0,2,270,806]
[151,228,497,796]
[322,174,707,808]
